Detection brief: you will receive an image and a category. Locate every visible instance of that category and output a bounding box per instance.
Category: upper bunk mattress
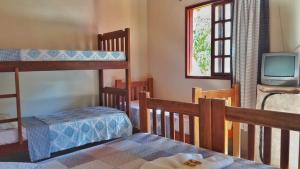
[0,49,126,61]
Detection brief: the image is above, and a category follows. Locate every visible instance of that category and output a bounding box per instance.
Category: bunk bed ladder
[0,67,23,144]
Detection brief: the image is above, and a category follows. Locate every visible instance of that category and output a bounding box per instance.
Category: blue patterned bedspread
[23,107,132,161]
[0,49,126,61]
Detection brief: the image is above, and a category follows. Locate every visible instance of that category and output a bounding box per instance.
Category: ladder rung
[0,118,18,124]
[0,94,17,99]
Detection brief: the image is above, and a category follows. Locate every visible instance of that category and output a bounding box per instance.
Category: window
[186,0,233,79]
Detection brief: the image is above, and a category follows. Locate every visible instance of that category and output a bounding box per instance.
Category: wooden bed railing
[115,77,153,100]
[193,84,241,156]
[101,87,128,112]
[206,99,300,169]
[139,93,300,169]
[139,92,214,147]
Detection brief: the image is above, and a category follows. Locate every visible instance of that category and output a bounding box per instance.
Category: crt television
[261,53,299,86]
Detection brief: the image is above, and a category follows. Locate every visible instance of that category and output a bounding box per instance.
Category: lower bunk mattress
[0,133,274,169]
[22,107,132,161]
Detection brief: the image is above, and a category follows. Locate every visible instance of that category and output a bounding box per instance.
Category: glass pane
[224,57,231,73]
[224,40,231,55]
[214,23,223,39]
[214,58,222,73]
[225,3,232,20]
[190,5,212,77]
[215,5,223,21]
[214,41,223,56]
[225,22,231,37]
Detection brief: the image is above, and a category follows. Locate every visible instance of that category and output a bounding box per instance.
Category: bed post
[139,92,150,133]
[211,99,226,153]
[98,33,104,106]
[125,28,131,117]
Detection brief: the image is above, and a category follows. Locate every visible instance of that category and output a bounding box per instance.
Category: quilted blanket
[36,133,276,169]
[0,49,126,61]
[24,107,132,161]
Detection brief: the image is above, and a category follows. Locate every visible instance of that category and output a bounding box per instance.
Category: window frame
[185,0,233,80]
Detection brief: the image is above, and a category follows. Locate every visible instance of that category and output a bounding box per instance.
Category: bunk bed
[0,28,132,161]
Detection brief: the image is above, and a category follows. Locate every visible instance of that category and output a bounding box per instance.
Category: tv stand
[258,84,300,94]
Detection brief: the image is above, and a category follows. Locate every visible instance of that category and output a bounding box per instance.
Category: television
[261,53,299,86]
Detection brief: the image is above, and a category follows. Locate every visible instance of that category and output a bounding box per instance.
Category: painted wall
[147,0,231,102]
[270,0,300,54]
[0,0,148,117]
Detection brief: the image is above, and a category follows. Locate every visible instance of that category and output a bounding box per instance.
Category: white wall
[147,0,231,102]
[0,0,148,117]
[270,0,300,54]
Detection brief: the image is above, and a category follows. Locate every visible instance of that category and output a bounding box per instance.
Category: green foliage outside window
[193,26,211,74]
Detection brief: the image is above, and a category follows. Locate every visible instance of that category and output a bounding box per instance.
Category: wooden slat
[170,112,175,139]
[248,124,255,160]
[99,70,104,106]
[112,39,115,51]
[232,122,240,157]
[139,92,151,133]
[0,118,18,124]
[161,110,166,137]
[121,37,125,52]
[189,116,195,145]
[226,106,300,132]
[280,130,290,169]
[153,109,157,134]
[199,98,212,149]
[0,94,16,99]
[179,114,184,142]
[211,99,226,153]
[107,40,110,51]
[15,67,23,144]
[116,95,120,109]
[147,99,199,115]
[263,127,272,164]
[116,38,120,51]
[103,93,107,106]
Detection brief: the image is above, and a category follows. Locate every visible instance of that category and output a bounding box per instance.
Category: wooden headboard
[115,78,153,100]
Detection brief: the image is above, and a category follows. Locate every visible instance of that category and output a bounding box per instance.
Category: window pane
[214,58,222,73]
[224,40,231,55]
[225,3,232,20]
[224,57,231,73]
[214,23,223,39]
[225,22,231,37]
[190,5,212,76]
[215,5,223,21]
[214,41,223,56]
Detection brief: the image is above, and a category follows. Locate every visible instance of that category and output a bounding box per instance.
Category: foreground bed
[0,133,274,169]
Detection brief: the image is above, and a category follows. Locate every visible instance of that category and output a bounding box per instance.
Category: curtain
[232,0,261,108]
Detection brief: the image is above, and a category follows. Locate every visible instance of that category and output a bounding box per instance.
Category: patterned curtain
[232,0,262,108]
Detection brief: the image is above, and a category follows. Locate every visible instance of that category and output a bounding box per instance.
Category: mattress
[0,49,126,61]
[0,127,26,146]
[23,106,132,161]
[35,133,274,169]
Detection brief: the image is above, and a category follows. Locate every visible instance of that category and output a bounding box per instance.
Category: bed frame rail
[208,99,300,169]
[139,92,212,148]
[115,77,153,100]
[101,87,128,112]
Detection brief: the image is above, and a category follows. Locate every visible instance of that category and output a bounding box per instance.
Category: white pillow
[0,114,18,130]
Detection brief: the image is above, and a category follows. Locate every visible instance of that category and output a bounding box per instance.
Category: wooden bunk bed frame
[139,92,300,169]
[115,77,153,100]
[0,28,131,156]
